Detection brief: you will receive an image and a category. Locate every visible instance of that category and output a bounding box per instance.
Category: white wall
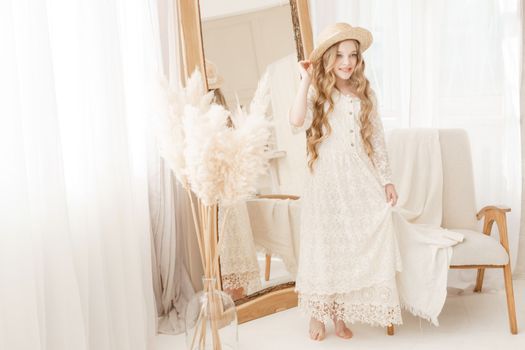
[200,0,289,20]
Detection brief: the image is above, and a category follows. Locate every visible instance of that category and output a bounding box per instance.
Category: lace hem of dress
[221,271,261,294]
[298,293,403,327]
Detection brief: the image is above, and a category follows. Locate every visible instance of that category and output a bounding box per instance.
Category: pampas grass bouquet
[157,69,273,349]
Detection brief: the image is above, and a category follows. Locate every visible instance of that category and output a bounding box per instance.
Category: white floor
[156,280,525,350]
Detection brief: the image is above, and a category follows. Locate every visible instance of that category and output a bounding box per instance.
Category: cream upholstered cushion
[450,229,509,266]
[439,129,478,231]
[438,129,509,266]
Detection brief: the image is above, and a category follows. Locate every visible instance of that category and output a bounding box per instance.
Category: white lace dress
[292,88,403,327]
[218,203,262,294]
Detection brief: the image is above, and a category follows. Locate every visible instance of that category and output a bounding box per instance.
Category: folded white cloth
[388,129,464,325]
[246,198,301,276]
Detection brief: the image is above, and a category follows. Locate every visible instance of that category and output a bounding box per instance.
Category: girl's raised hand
[298,60,312,81]
[385,184,398,206]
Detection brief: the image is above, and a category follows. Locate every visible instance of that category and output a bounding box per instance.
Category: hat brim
[309,28,372,62]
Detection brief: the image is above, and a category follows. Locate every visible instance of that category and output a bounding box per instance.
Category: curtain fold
[150,0,203,335]
[516,0,525,278]
[0,0,160,348]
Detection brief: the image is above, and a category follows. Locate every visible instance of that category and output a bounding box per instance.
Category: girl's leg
[333,318,353,339]
[224,287,245,301]
[309,318,326,341]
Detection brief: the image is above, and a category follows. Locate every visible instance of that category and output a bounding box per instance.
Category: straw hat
[205,60,224,90]
[309,23,373,62]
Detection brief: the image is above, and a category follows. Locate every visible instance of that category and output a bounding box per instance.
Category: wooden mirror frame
[176,0,313,323]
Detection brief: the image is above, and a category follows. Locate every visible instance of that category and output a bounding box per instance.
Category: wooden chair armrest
[476,205,511,253]
[476,205,511,220]
[256,194,300,200]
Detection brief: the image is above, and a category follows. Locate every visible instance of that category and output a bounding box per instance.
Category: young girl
[290,23,402,340]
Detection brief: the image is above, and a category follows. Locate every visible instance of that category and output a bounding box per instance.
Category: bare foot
[309,318,326,341]
[333,319,353,339]
[224,287,245,301]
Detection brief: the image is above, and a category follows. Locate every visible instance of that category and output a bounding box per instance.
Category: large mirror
[177,0,313,323]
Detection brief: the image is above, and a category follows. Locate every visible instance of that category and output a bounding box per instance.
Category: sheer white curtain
[0,0,160,349]
[515,0,525,278]
[148,0,204,335]
[309,0,522,284]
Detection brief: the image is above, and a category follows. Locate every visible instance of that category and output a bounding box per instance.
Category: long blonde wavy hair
[307,39,375,172]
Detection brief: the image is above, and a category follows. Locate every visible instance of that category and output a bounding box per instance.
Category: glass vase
[185,277,238,350]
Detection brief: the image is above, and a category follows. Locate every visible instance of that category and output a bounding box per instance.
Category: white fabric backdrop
[309,0,523,285]
[0,0,160,348]
[149,0,204,335]
[515,1,525,278]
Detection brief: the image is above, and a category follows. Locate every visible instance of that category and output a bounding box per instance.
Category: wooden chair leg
[502,265,518,334]
[474,268,485,292]
[387,324,394,336]
[265,254,271,281]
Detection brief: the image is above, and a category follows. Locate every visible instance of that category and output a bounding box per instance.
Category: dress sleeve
[290,86,315,134]
[369,92,393,186]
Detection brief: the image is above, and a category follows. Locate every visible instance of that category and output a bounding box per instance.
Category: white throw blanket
[246,198,301,276]
[388,129,464,325]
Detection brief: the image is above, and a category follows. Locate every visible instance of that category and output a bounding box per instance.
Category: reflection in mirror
[199,0,307,302]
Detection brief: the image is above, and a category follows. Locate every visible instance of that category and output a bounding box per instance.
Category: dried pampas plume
[156,70,214,185]
[158,69,272,206]
[248,71,271,120]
